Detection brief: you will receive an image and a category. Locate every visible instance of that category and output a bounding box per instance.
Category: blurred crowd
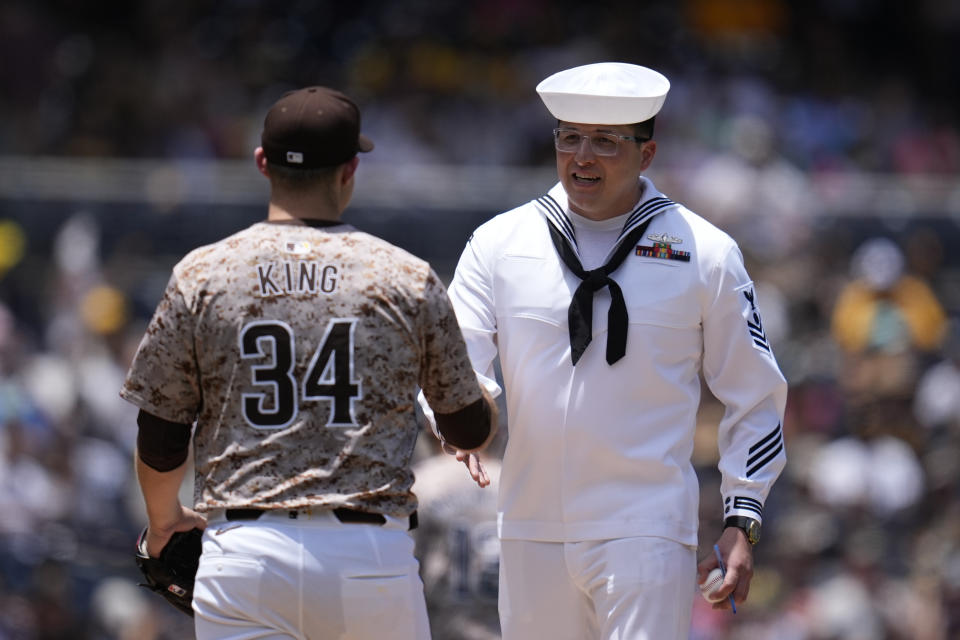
[1,0,960,639]
[2,0,959,174]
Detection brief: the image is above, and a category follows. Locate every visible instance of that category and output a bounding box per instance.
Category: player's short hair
[266,161,339,191]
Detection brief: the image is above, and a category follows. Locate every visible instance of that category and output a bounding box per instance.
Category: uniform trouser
[498,536,696,640]
[193,509,430,640]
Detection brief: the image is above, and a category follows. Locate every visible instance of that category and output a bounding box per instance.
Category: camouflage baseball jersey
[121,219,482,517]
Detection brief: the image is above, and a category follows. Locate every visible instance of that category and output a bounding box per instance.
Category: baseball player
[420,62,788,639]
[122,86,497,640]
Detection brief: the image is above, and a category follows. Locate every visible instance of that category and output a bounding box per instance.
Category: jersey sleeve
[120,272,202,424]
[417,269,484,416]
[416,236,502,437]
[701,243,788,525]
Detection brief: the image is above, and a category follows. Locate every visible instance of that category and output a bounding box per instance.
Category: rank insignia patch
[635,241,691,262]
[742,287,771,354]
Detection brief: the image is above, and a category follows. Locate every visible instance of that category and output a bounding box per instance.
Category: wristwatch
[723,515,761,546]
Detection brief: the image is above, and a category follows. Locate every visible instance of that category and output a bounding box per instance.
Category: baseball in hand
[699,567,726,602]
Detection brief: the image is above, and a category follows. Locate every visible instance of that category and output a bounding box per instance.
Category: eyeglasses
[553,128,649,156]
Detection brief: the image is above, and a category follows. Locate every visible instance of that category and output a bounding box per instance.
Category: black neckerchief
[536,191,676,365]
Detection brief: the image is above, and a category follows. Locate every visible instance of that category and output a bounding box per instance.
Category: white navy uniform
[419,60,788,639]
[452,177,787,543]
[438,177,787,639]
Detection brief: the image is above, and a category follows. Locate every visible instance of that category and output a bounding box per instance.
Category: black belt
[224,507,418,531]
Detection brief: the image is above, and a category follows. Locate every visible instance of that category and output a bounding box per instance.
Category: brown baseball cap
[261,86,374,169]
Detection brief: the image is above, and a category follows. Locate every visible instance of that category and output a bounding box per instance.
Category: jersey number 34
[239,319,362,429]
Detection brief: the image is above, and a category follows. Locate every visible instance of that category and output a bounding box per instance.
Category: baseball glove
[135,526,203,617]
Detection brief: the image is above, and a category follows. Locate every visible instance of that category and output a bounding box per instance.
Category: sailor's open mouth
[573,173,600,183]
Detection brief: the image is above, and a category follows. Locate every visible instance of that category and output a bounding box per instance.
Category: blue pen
[713,544,736,614]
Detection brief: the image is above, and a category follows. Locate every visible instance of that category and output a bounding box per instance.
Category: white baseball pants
[193,509,430,640]
[498,536,696,640]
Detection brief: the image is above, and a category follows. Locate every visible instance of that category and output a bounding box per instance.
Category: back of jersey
[121,220,479,517]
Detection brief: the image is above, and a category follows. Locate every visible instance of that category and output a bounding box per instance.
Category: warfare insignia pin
[635,241,691,262]
[647,232,683,245]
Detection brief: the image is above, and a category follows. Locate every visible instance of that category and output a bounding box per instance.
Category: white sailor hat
[536,62,670,125]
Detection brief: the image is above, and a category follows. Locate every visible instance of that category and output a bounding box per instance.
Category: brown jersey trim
[434,386,498,451]
[136,410,192,472]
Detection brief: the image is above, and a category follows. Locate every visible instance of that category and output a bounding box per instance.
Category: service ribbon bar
[635,241,691,262]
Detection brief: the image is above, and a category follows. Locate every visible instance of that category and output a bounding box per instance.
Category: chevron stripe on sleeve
[746,423,783,478]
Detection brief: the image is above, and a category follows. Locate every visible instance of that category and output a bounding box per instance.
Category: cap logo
[286,151,304,164]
